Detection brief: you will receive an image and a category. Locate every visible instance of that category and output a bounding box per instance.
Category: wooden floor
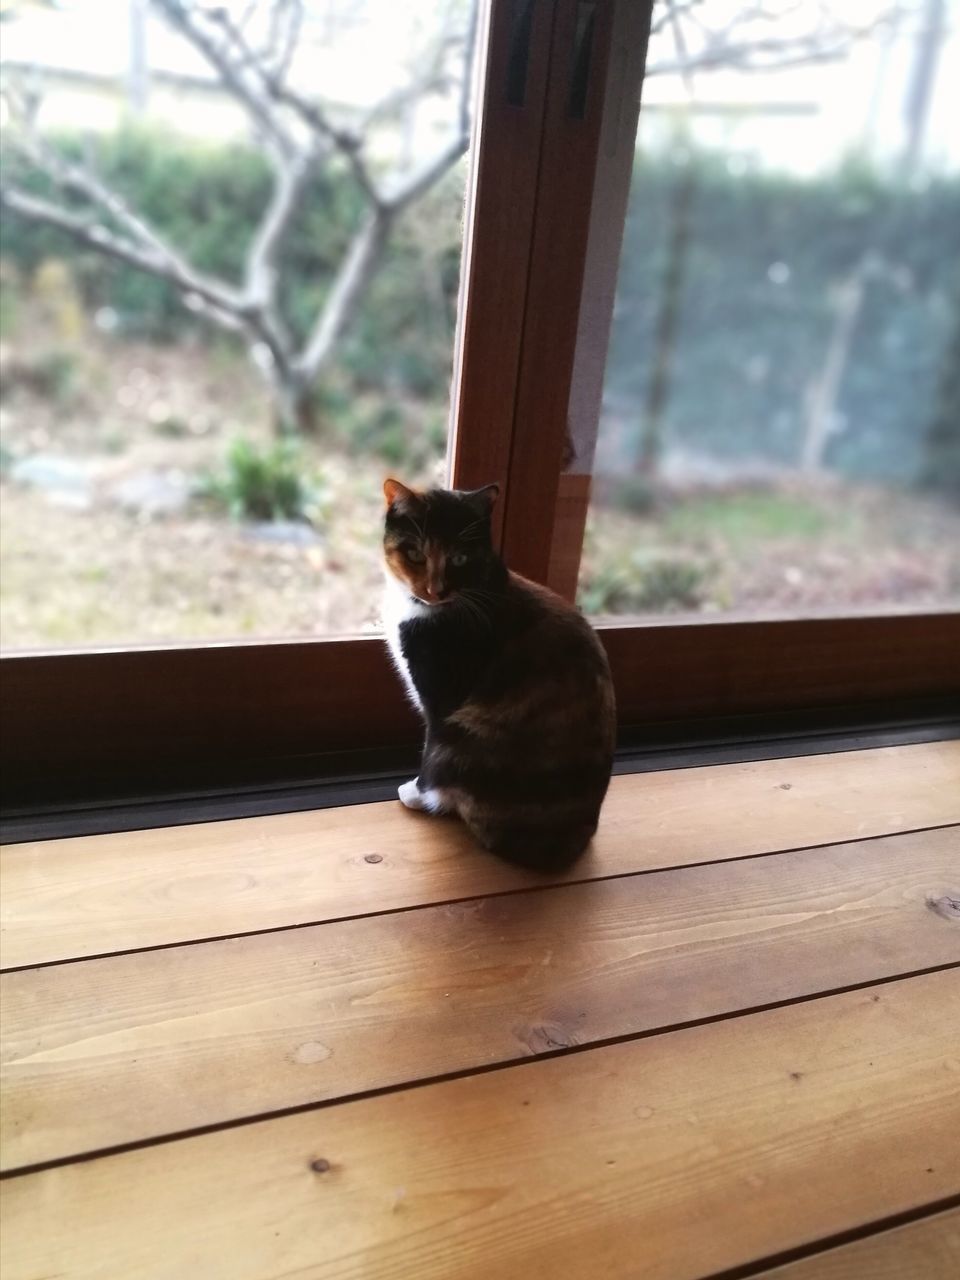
[1,741,959,1280]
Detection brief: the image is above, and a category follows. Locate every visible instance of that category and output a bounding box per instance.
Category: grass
[664,490,844,546]
[578,555,708,615]
[2,314,958,647]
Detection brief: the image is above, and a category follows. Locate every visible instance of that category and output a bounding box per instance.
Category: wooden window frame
[2,0,958,812]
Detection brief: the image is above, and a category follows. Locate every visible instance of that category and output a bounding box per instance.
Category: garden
[2,126,959,648]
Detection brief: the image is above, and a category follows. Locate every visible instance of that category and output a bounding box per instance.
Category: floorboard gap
[700,1194,960,1280]
[4,820,956,975]
[3,960,957,1181]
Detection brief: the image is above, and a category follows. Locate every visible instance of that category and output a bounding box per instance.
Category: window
[2,0,957,810]
[1,0,482,646]
[573,0,960,623]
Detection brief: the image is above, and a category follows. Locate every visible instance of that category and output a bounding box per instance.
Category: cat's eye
[450,552,468,567]
[403,545,426,564]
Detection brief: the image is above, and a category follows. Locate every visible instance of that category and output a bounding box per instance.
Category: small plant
[342,401,440,469]
[666,490,832,545]
[634,558,707,610]
[611,474,658,516]
[0,263,21,338]
[151,413,191,439]
[29,350,80,405]
[199,438,316,522]
[580,554,708,615]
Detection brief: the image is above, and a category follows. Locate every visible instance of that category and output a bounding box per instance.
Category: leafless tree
[644,0,904,78]
[1,0,479,431]
[0,0,908,435]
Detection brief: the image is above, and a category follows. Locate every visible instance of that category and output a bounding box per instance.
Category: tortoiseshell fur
[382,479,615,872]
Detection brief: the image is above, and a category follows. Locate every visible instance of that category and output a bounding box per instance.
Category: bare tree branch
[245,145,316,315]
[268,0,304,84]
[152,0,296,157]
[261,76,383,205]
[9,127,210,283]
[4,0,909,441]
[385,0,478,211]
[0,184,246,330]
[646,4,903,78]
[295,208,394,384]
[650,0,707,38]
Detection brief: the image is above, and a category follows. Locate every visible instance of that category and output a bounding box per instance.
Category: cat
[382,478,616,872]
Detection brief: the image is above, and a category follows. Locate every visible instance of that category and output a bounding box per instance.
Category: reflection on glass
[0,0,476,647]
[579,0,960,620]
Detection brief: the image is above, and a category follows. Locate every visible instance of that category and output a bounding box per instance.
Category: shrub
[29,350,80,405]
[5,127,959,479]
[199,438,318,522]
[604,153,960,485]
[579,554,707,615]
[609,475,658,515]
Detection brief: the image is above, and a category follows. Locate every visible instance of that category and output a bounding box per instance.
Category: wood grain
[4,615,958,809]
[3,828,958,1171]
[602,612,960,727]
[449,0,558,540]
[498,0,613,585]
[3,741,958,970]
[755,1210,960,1279]
[3,973,958,1280]
[546,473,593,601]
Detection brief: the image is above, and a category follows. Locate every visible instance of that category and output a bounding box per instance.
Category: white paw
[398,778,427,810]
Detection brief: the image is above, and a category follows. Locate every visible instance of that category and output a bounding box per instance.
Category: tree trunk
[636,163,696,479]
[127,0,150,115]
[902,0,945,173]
[801,261,868,473]
[922,289,960,502]
[271,375,318,438]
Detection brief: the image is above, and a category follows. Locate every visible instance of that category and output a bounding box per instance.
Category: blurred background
[1,0,958,648]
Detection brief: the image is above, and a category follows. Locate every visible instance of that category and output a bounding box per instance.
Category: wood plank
[3,828,958,1171]
[603,613,960,728]
[497,0,613,585]
[5,616,958,810]
[448,0,558,544]
[3,973,958,1280]
[754,1209,960,1279]
[3,742,958,969]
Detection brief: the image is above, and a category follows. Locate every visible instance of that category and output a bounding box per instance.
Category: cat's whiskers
[406,513,427,543]
[458,589,500,632]
[457,519,486,543]
[455,590,493,632]
[463,586,499,608]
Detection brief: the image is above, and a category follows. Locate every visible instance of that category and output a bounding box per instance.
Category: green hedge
[607,154,960,484]
[1,126,462,402]
[3,128,958,485]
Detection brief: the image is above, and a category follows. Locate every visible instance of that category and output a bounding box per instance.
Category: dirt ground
[0,334,442,646]
[2,331,958,650]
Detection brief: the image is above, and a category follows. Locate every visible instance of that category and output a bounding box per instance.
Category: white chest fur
[381,573,429,713]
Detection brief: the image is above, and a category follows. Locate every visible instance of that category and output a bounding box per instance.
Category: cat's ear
[383,478,415,508]
[465,483,500,515]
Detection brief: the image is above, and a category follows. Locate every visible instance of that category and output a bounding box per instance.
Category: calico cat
[382,478,615,872]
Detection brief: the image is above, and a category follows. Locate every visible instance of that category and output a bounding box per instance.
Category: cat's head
[382,478,501,606]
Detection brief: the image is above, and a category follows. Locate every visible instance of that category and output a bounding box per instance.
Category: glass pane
[578,0,960,621]
[0,0,478,648]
